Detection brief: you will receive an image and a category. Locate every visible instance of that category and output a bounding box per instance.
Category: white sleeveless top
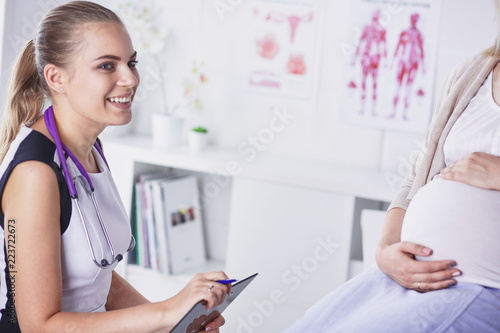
[60,140,132,312]
[401,71,500,288]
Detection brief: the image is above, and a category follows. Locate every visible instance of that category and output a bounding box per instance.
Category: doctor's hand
[164,271,230,331]
[440,152,500,190]
[376,241,461,293]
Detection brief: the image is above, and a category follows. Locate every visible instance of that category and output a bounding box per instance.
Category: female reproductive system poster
[236,0,322,99]
[341,0,442,133]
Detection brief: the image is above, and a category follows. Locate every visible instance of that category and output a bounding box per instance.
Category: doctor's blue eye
[99,63,114,70]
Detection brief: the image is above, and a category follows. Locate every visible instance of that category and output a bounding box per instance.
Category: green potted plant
[188,126,208,151]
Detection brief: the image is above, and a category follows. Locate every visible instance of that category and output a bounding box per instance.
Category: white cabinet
[104,134,395,331]
[227,177,355,301]
[224,177,356,332]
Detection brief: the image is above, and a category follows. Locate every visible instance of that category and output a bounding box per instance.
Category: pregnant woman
[284,7,500,333]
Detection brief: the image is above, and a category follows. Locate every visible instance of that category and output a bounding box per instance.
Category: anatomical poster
[236,0,322,99]
[341,0,442,132]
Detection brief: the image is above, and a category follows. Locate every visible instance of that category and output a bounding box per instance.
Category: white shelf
[105,134,396,203]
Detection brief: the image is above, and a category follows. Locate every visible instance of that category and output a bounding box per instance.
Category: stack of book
[130,173,206,274]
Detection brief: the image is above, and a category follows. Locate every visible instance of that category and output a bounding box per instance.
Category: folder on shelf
[150,173,185,274]
[133,171,177,270]
[160,175,207,274]
[170,273,258,333]
[150,180,169,274]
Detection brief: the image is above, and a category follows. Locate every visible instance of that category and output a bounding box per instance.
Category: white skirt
[283,266,500,333]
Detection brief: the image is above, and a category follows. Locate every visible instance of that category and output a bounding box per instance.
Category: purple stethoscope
[44,106,134,269]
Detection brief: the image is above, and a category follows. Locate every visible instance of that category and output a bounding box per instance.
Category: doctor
[0,1,228,332]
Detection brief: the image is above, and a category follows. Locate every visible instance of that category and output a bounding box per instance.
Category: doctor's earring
[60,87,64,92]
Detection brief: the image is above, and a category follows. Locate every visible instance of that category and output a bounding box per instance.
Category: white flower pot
[188,130,208,151]
[151,113,184,148]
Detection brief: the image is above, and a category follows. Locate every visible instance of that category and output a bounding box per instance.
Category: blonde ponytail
[0,39,45,162]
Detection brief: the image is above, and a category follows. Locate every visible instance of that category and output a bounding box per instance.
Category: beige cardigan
[389,53,500,211]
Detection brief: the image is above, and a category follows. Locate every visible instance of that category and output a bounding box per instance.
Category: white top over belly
[401,71,500,288]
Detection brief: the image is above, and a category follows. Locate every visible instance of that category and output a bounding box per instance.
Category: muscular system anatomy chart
[389,13,425,120]
[351,10,387,116]
[342,0,442,133]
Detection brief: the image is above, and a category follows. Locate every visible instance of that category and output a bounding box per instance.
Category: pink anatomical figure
[352,10,387,116]
[287,54,306,75]
[266,11,314,44]
[256,34,279,59]
[388,12,425,121]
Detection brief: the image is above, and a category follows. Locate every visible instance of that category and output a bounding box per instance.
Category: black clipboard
[169,273,258,333]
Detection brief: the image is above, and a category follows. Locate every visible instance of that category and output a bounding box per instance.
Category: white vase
[151,113,184,148]
[188,130,208,151]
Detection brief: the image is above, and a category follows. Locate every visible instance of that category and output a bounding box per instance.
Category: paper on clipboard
[170,273,258,333]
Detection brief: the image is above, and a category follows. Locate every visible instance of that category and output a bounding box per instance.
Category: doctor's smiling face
[55,22,140,132]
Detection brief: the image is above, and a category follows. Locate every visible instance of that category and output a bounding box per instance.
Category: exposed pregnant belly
[401,177,500,288]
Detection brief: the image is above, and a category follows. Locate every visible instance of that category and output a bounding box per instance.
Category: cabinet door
[225,177,355,332]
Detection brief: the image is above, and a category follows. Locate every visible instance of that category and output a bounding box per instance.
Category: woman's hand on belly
[377,241,461,293]
[441,152,500,190]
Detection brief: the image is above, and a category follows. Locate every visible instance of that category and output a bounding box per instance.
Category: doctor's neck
[49,102,103,171]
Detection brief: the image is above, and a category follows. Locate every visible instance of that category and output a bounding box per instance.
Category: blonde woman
[0,2,228,332]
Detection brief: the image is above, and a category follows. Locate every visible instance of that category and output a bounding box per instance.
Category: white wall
[0,0,64,108]
[104,0,496,175]
[0,0,497,175]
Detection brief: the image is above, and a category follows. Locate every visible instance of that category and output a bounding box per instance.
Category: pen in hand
[216,279,236,296]
[216,279,237,285]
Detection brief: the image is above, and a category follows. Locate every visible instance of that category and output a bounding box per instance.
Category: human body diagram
[351,11,426,120]
[388,13,425,120]
[351,10,387,115]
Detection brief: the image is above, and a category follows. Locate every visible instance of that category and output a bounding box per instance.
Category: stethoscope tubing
[44,106,128,269]
[89,191,121,265]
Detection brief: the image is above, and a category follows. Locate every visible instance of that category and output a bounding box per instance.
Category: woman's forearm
[106,270,150,310]
[41,302,175,333]
[377,207,406,249]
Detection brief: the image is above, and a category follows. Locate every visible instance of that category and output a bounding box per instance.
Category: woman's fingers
[412,273,459,292]
[412,258,458,274]
[412,279,456,293]
[381,242,461,292]
[398,242,457,273]
[205,284,227,310]
[410,264,461,292]
[440,152,500,189]
[399,241,432,257]
[191,272,231,310]
[397,254,461,289]
[205,315,225,331]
